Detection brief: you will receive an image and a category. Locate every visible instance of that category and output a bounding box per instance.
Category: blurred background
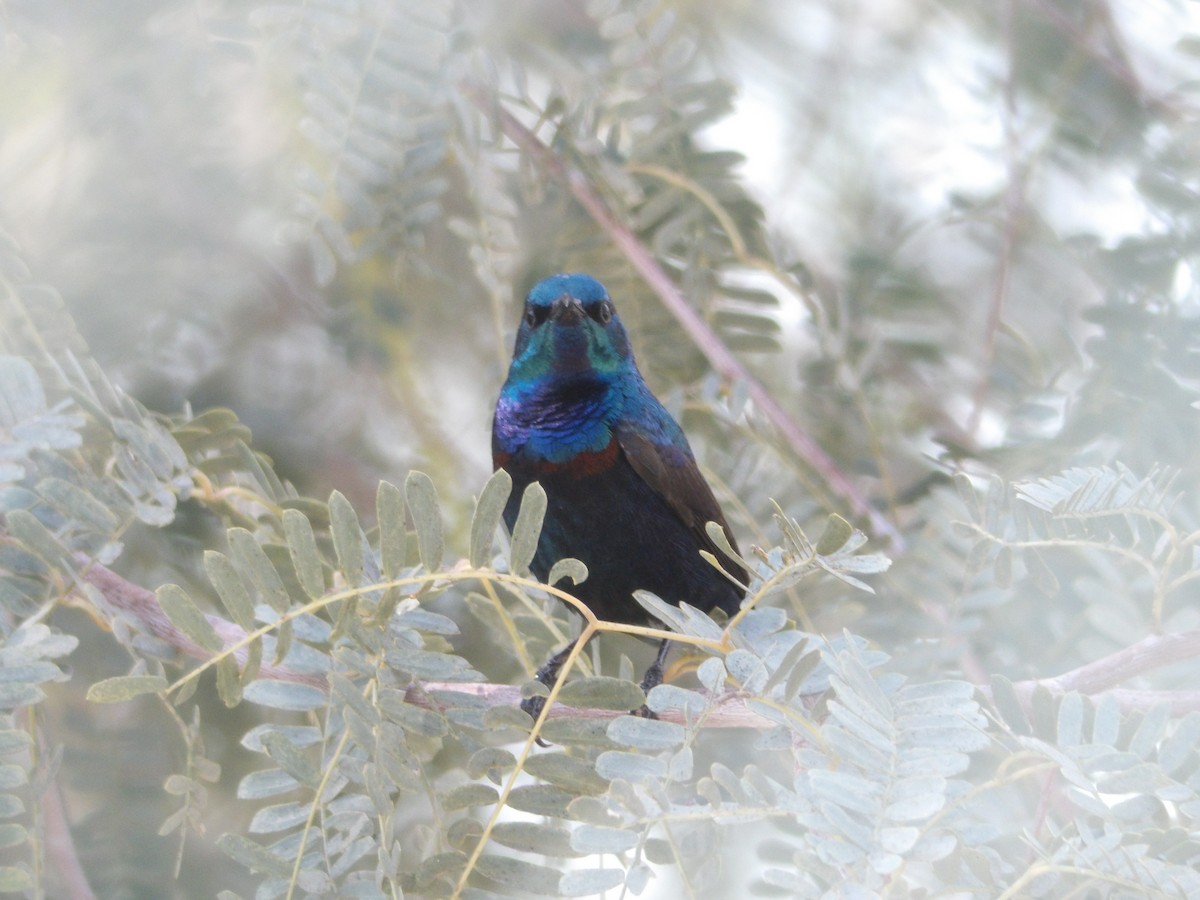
[3,0,1200,895]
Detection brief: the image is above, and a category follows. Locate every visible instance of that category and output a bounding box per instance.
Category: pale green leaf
[216,655,242,708]
[1130,702,1171,758]
[523,753,609,795]
[696,657,726,693]
[633,590,686,632]
[86,674,167,703]
[329,672,378,727]
[880,825,921,854]
[544,720,619,748]
[492,821,578,857]
[1057,692,1084,747]
[595,749,668,780]
[466,747,517,781]
[216,833,292,877]
[1158,712,1200,775]
[506,784,574,817]
[0,661,68,686]
[473,854,561,895]
[810,770,880,815]
[394,607,459,635]
[378,691,449,737]
[470,468,511,567]
[377,480,407,580]
[283,509,326,599]
[36,476,119,532]
[329,489,365,587]
[646,683,711,717]
[405,471,443,570]
[204,550,255,630]
[0,356,46,423]
[547,557,588,587]
[443,783,499,811]
[163,774,192,796]
[6,510,67,569]
[384,648,475,681]
[1025,548,1059,596]
[884,792,946,822]
[814,513,855,555]
[242,679,326,711]
[559,868,625,897]
[0,732,30,755]
[248,801,310,834]
[558,676,645,711]
[157,584,222,653]
[704,519,748,570]
[260,732,321,789]
[237,768,299,800]
[762,868,807,892]
[570,824,639,854]
[0,866,31,891]
[508,481,546,576]
[241,637,262,686]
[227,527,291,613]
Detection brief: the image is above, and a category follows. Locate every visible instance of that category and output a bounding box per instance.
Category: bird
[491,273,746,726]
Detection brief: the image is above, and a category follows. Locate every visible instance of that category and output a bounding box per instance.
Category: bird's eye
[594,301,613,325]
[524,307,538,328]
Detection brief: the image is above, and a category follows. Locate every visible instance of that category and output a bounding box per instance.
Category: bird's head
[507,274,633,381]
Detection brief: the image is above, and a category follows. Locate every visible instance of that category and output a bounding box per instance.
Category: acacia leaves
[256,0,456,286]
[111,461,911,898]
[10,349,1200,898]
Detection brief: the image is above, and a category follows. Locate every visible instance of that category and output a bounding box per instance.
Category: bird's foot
[520,692,546,722]
[633,656,665,719]
[520,693,552,747]
[521,641,577,747]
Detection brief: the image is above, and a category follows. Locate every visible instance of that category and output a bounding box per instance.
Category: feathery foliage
[2,1,1200,897]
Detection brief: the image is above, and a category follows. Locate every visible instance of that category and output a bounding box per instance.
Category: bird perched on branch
[492,273,746,724]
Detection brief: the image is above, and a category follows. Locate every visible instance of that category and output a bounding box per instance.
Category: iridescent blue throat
[494,373,620,464]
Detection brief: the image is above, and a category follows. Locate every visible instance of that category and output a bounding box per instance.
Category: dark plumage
[492,274,746,723]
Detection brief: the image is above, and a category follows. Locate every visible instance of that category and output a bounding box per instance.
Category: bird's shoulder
[615,419,746,584]
[614,423,706,524]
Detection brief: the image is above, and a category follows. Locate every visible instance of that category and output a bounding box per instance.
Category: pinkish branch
[76,558,326,690]
[40,758,96,900]
[463,84,902,550]
[77,560,1200,719]
[74,559,776,728]
[990,629,1200,715]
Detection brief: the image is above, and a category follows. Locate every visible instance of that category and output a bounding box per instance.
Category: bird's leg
[520,639,579,738]
[634,638,671,719]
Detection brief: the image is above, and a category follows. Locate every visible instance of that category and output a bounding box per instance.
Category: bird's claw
[520,694,552,747]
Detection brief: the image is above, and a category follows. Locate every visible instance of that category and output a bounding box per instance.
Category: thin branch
[968,0,1022,437]
[78,556,1200,724]
[1026,0,1157,111]
[73,559,777,727]
[409,680,778,728]
[74,557,326,690]
[462,83,903,550]
[991,630,1200,714]
[40,773,96,900]
[1042,630,1200,694]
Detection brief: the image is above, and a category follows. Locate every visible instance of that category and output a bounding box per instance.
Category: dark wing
[616,424,747,585]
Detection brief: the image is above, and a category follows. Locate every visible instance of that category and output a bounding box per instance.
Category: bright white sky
[709,0,1200,261]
